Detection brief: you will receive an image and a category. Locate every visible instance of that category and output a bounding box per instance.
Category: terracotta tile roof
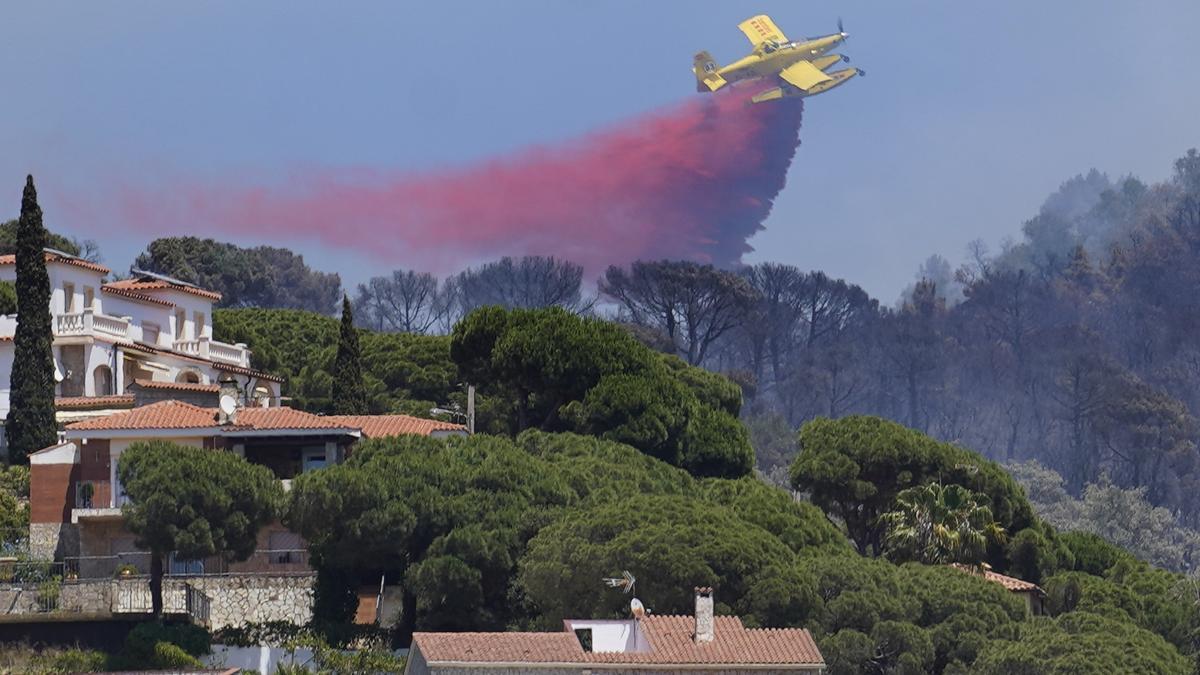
[65,400,356,434]
[131,379,220,393]
[233,406,356,432]
[102,285,175,307]
[0,250,110,274]
[326,414,466,437]
[949,563,1044,594]
[412,632,584,664]
[589,616,823,666]
[56,395,136,410]
[105,278,222,301]
[215,363,285,383]
[66,400,217,431]
[413,616,823,667]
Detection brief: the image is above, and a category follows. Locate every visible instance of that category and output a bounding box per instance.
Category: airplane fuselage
[716,33,845,84]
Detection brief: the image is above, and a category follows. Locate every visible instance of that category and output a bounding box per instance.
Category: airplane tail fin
[693,51,726,92]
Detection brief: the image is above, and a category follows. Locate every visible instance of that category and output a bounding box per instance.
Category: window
[63,282,75,313]
[193,312,205,338]
[168,552,204,576]
[142,322,160,345]
[268,531,303,564]
[176,370,202,384]
[93,364,113,396]
[174,309,186,339]
[83,286,95,310]
[574,629,594,652]
[302,447,329,473]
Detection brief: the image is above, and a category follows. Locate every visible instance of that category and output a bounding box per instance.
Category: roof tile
[102,285,175,307]
[413,632,582,663]
[65,400,353,433]
[326,414,466,437]
[131,379,220,393]
[105,278,222,301]
[0,250,110,274]
[56,395,136,410]
[413,615,823,667]
[949,563,1044,594]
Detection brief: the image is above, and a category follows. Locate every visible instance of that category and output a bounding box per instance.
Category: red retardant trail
[117,91,803,274]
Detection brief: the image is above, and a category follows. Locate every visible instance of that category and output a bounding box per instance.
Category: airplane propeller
[838,17,848,39]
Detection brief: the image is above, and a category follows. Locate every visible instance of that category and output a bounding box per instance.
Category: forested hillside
[285,420,1199,674]
[185,151,1200,674]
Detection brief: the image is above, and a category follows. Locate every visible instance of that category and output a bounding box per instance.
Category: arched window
[176,369,202,384]
[93,365,114,396]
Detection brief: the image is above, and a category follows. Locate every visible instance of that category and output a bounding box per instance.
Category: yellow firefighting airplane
[694,15,864,103]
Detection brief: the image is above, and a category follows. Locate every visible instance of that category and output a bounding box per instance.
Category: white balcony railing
[54,309,130,340]
[209,340,249,366]
[174,338,202,357]
[173,337,250,366]
[93,313,130,338]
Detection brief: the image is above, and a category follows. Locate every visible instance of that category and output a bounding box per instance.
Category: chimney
[218,377,241,425]
[694,587,714,643]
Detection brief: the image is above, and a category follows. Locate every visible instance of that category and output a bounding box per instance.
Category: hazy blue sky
[2,1,1198,300]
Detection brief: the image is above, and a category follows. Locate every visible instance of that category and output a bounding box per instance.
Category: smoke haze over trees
[221,147,1200,548]
[298,147,1200,558]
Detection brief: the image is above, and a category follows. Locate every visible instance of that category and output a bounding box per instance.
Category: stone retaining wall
[0,574,314,630]
[182,575,314,630]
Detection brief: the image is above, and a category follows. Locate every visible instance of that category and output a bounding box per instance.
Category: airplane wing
[738,15,788,46]
[778,60,833,91]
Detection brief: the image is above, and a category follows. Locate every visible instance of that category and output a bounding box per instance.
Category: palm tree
[881,482,1006,565]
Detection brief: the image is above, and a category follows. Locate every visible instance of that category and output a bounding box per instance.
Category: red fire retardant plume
[117,91,803,274]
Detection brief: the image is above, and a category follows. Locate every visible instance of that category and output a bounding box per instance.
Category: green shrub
[31,647,107,674]
[113,621,212,668]
[150,641,202,669]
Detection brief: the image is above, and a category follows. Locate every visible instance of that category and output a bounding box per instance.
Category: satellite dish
[219,394,238,417]
[630,597,646,619]
[53,363,64,383]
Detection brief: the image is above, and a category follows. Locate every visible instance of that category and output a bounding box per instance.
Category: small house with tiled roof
[406,587,824,674]
[0,253,282,455]
[28,396,466,578]
[949,563,1046,615]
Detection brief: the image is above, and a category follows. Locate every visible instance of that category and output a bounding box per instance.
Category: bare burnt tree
[600,260,759,366]
[353,270,442,334]
[457,256,593,314]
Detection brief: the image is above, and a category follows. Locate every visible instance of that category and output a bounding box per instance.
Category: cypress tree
[331,294,368,414]
[6,176,58,463]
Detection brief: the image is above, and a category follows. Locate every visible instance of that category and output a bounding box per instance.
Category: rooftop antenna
[603,571,648,619]
[602,570,636,594]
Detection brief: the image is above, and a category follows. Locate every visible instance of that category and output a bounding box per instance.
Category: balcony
[54,309,130,340]
[71,480,124,523]
[173,336,251,367]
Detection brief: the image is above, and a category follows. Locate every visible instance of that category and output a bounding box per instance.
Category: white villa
[0,249,282,444]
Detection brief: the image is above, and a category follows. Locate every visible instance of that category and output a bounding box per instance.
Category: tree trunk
[150,551,164,616]
[397,589,418,647]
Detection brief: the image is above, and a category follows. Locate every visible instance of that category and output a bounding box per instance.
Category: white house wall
[0,343,12,436]
[48,266,107,316]
[99,295,175,348]
[0,260,278,415]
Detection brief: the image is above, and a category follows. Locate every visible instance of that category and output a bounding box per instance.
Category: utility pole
[467,384,476,434]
